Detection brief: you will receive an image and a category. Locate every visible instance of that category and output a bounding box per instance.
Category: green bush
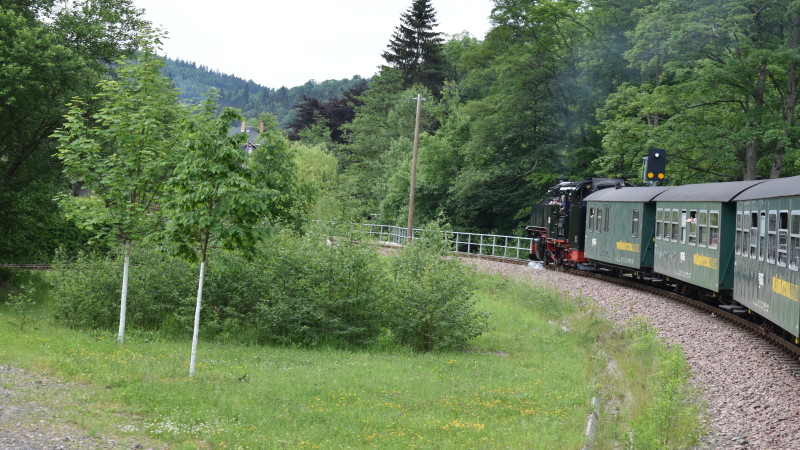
[253,230,387,347]
[48,247,195,331]
[45,227,490,352]
[384,234,489,351]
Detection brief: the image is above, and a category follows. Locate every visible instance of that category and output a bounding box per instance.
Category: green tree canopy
[0,0,146,262]
[382,0,447,94]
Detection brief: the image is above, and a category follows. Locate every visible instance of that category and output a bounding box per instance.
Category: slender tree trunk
[189,258,206,377]
[745,64,767,180]
[117,240,131,344]
[773,8,800,179]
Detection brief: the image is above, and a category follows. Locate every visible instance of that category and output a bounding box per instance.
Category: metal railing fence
[353,223,533,261]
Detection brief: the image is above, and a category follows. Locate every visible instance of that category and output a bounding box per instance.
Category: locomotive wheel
[534,237,547,261]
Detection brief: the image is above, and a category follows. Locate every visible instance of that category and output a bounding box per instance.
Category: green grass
[0,270,704,448]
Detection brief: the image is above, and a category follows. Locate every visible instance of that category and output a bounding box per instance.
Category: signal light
[647,148,666,181]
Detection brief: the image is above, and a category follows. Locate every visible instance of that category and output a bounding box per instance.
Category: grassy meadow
[0,268,704,449]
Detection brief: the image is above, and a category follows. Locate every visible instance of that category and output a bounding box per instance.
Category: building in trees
[382,0,447,94]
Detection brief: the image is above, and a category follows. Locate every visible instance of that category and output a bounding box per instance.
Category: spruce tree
[382,0,447,94]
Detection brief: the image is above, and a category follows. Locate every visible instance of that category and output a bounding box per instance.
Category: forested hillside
[161,58,366,127]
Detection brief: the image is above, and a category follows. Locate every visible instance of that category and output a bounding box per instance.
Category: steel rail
[543,264,800,363]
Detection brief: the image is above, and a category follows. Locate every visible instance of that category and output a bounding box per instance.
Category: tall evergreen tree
[382,0,447,94]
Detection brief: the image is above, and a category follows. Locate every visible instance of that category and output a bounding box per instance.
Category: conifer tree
[382,0,447,94]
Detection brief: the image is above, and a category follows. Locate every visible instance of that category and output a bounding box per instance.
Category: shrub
[253,230,387,347]
[47,247,195,331]
[384,233,489,351]
[45,225,490,352]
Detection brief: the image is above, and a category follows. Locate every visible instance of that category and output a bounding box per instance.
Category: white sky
[132,0,494,89]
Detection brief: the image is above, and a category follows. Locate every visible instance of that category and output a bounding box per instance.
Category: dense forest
[293,0,800,234]
[161,58,366,127]
[3,0,800,264]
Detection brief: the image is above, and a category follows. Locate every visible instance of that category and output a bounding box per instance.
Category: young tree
[382,0,447,94]
[162,94,298,377]
[53,32,185,343]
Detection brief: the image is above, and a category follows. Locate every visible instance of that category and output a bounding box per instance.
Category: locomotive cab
[527,177,625,265]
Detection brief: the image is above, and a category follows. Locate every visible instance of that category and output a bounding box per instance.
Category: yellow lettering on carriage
[616,242,640,252]
[772,277,800,302]
[692,254,719,270]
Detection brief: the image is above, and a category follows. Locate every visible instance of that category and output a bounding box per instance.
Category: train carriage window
[778,211,789,266]
[759,212,767,261]
[588,208,594,232]
[768,212,777,264]
[698,211,708,247]
[680,210,688,243]
[672,209,680,241]
[596,208,602,233]
[709,211,719,249]
[750,212,758,259]
[735,212,743,255]
[688,210,698,245]
[656,209,663,240]
[605,205,611,232]
[791,212,800,271]
[632,209,639,238]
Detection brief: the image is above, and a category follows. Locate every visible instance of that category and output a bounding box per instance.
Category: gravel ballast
[466,259,800,449]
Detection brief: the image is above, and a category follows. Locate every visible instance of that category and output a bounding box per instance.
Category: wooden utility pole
[407,93,423,243]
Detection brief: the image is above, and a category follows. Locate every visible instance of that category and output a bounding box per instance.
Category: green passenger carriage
[584,187,669,271]
[653,180,766,294]
[732,175,800,340]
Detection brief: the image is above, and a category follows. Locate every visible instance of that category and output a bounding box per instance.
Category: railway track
[539,263,800,371]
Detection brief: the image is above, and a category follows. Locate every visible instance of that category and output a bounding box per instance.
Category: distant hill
[161,57,367,128]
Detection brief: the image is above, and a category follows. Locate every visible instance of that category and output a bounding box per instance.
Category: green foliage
[47,228,490,352]
[2,279,39,330]
[341,75,439,219]
[252,229,387,347]
[385,235,489,351]
[382,0,448,94]
[48,247,194,331]
[0,0,145,263]
[291,142,342,221]
[53,32,185,245]
[599,0,800,182]
[162,96,273,261]
[624,319,703,449]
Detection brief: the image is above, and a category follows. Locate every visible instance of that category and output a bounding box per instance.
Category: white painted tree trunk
[189,260,206,377]
[117,241,131,344]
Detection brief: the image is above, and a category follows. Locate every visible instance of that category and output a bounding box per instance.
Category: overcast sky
[132,0,494,89]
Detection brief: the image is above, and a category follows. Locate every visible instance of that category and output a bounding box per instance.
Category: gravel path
[0,365,134,449]
[466,259,800,449]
